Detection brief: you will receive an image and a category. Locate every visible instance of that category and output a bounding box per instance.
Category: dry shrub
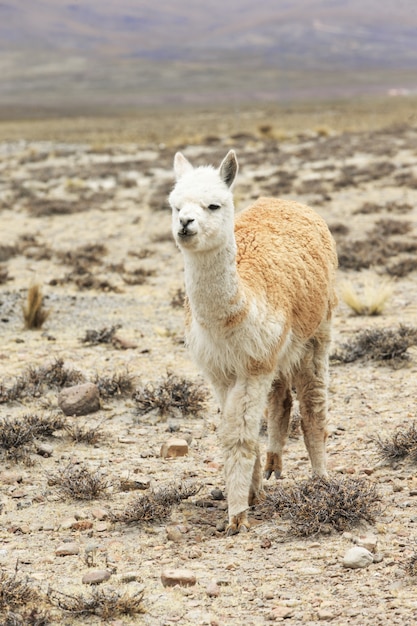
[81,325,121,345]
[374,422,417,465]
[406,552,417,578]
[0,413,65,462]
[170,287,185,308]
[121,266,155,285]
[340,274,393,316]
[134,373,208,419]
[48,586,144,619]
[0,244,17,262]
[337,236,417,271]
[263,476,380,537]
[116,481,200,524]
[22,285,49,330]
[94,371,135,399]
[371,218,413,237]
[386,258,417,277]
[0,265,9,284]
[0,569,49,624]
[63,421,104,445]
[332,325,417,366]
[50,463,110,500]
[57,243,108,267]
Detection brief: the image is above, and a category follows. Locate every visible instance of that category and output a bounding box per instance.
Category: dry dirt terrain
[1,103,417,625]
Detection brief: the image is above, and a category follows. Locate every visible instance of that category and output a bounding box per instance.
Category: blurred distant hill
[1,0,417,116]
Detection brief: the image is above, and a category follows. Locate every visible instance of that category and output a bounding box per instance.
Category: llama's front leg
[264,378,293,480]
[221,376,272,535]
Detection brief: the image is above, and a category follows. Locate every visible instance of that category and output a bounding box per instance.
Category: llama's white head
[169,150,238,253]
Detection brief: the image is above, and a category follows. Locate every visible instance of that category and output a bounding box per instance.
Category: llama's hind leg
[264,378,293,480]
[294,330,331,477]
[221,376,272,535]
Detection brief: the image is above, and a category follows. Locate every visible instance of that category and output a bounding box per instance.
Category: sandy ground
[1,112,417,625]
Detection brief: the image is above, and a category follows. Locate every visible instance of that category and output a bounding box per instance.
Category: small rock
[356,533,378,553]
[90,507,110,520]
[318,609,336,621]
[268,606,294,620]
[36,443,53,457]
[55,542,80,556]
[117,571,142,583]
[82,569,111,585]
[161,568,196,587]
[343,546,374,569]
[166,525,183,542]
[210,489,225,501]
[58,383,100,416]
[0,471,23,484]
[160,438,189,459]
[206,582,220,597]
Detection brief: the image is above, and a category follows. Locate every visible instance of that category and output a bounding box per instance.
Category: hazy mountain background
[1,0,417,117]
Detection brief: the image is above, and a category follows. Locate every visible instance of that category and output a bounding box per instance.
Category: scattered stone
[35,442,53,457]
[210,488,225,501]
[90,507,110,520]
[267,606,294,620]
[166,525,183,542]
[318,609,336,621]
[55,542,80,556]
[161,568,196,587]
[343,546,374,569]
[160,438,189,459]
[82,569,111,585]
[0,471,23,484]
[117,571,142,583]
[58,382,100,416]
[356,533,378,553]
[206,582,220,597]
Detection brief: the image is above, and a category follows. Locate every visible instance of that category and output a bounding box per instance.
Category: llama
[169,150,338,535]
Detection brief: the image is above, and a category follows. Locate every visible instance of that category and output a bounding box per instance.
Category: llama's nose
[180,217,194,228]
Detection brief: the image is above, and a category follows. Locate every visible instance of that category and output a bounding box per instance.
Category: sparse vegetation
[340,274,393,316]
[332,325,417,365]
[0,568,50,625]
[22,285,49,329]
[262,476,381,537]
[94,371,135,399]
[48,586,145,619]
[133,373,209,419]
[63,421,105,445]
[115,481,200,524]
[81,325,121,345]
[49,462,110,500]
[374,422,417,465]
[0,413,65,462]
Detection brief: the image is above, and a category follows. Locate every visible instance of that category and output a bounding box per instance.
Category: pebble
[55,542,80,556]
[166,525,183,542]
[82,569,112,585]
[58,382,100,416]
[161,568,196,587]
[318,609,336,621]
[206,582,220,597]
[343,546,374,569]
[90,507,110,520]
[267,606,294,620]
[355,533,378,553]
[160,437,189,459]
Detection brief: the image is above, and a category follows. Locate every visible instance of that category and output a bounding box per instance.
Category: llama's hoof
[264,452,282,480]
[264,469,273,480]
[226,512,250,536]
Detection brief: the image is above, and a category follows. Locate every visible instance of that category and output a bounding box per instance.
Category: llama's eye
[208,203,221,211]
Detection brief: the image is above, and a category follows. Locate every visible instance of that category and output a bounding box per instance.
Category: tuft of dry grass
[115,481,200,524]
[340,274,393,316]
[63,421,105,445]
[0,265,9,284]
[262,476,381,537]
[0,413,65,462]
[48,586,145,619]
[0,359,85,404]
[332,325,417,366]
[94,371,135,399]
[374,422,417,465]
[22,285,49,329]
[133,373,208,419]
[406,552,417,578]
[81,325,121,345]
[170,287,185,308]
[49,462,110,500]
[0,568,51,624]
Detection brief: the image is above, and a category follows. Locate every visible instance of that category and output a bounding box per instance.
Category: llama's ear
[219,150,238,188]
[173,152,193,180]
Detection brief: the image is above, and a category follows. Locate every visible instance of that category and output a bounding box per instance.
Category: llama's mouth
[178,230,196,239]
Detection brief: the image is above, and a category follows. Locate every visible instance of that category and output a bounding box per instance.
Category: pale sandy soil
[1,112,417,625]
